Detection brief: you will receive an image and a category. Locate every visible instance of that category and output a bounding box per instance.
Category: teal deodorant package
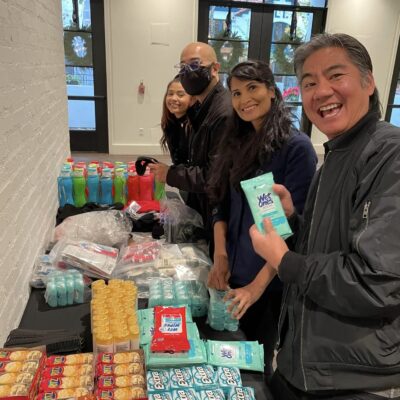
[228,387,255,400]
[240,172,292,239]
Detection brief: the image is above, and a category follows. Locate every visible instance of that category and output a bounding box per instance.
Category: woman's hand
[207,254,230,290]
[224,283,263,320]
[148,163,169,183]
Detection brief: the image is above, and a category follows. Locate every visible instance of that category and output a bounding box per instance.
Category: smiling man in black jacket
[249,33,400,399]
[150,42,232,244]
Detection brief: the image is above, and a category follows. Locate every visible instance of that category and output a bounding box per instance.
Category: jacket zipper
[355,200,371,253]
[276,285,289,349]
[300,150,331,391]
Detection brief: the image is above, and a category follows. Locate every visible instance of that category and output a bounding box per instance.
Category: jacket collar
[323,111,379,157]
[187,82,225,129]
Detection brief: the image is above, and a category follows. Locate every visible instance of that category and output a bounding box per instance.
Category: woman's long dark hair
[208,60,294,203]
[160,76,190,152]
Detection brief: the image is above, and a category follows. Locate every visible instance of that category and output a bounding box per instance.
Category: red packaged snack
[97,351,143,365]
[41,364,93,378]
[150,306,190,353]
[96,363,144,377]
[0,361,39,374]
[95,387,146,400]
[0,350,43,362]
[97,374,146,389]
[0,384,29,397]
[45,353,93,367]
[35,387,90,399]
[0,372,34,385]
[39,376,93,392]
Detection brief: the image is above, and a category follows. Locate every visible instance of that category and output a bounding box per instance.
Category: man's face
[180,44,219,80]
[299,47,375,140]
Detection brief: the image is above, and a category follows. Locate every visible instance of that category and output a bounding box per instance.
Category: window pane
[65,67,94,96]
[266,0,295,5]
[389,108,400,127]
[62,0,92,30]
[64,31,93,67]
[266,0,326,6]
[274,75,301,101]
[209,7,251,40]
[79,0,92,30]
[393,81,400,105]
[232,0,264,2]
[298,0,326,7]
[219,73,229,89]
[270,43,299,74]
[68,100,96,130]
[272,11,313,43]
[287,105,302,130]
[209,40,249,73]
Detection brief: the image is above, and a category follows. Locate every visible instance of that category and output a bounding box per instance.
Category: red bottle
[127,170,140,204]
[139,170,154,201]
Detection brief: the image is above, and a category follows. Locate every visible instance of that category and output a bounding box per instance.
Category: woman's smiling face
[230,77,276,132]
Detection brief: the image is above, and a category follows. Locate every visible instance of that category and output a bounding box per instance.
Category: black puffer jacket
[277,112,400,393]
[166,82,232,235]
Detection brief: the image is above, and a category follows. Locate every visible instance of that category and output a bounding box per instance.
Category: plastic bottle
[57,166,74,207]
[113,168,126,205]
[154,180,165,201]
[114,328,131,352]
[100,167,113,205]
[128,317,140,350]
[87,166,100,203]
[127,170,140,204]
[94,330,115,353]
[72,168,87,207]
[139,169,154,201]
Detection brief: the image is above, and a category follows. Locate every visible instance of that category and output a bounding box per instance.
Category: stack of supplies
[0,349,45,399]
[95,350,146,400]
[36,353,94,399]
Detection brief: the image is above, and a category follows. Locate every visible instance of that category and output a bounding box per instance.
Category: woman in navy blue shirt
[207,60,317,381]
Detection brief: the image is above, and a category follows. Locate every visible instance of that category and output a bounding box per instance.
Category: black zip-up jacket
[276,112,400,393]
[166,82,232,235]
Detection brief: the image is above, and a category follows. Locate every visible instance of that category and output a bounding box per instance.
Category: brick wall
[0,0,70,344]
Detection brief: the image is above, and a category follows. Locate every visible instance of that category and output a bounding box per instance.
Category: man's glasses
[174,60,214,74]
[174,60,202,74]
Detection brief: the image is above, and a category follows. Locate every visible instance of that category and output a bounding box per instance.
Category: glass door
[62,0,108,152]
[198,0,327,133]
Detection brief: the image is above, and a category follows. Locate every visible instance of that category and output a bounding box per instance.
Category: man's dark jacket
[276,112,400,393]
[166,82,232,235]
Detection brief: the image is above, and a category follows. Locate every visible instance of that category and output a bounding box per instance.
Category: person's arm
[251,150,400,320]
[224,263,277,320]
[166,114,229,193]
[207,221,230,290]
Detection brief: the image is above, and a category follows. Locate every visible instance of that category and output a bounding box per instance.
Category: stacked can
[91,279,140,354]
[207,288,239,332]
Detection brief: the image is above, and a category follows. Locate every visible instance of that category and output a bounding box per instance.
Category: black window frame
[63,0,109,152]
[198,0,328,135]
[385,36,400,126]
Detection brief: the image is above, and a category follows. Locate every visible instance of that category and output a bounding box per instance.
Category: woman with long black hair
[207,60,317,381]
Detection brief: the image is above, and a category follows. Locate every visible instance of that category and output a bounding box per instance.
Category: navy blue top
[213,130,317,288]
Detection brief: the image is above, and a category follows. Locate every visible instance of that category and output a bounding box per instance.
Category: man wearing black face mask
[150,42,232,249]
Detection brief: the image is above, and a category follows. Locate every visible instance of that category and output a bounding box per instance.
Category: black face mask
[180,65,213,95]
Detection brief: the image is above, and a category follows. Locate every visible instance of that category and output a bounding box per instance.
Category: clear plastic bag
[54,210,132,248]
[160,198,206,243]
[52,239,119,279]
[30,254,58,288]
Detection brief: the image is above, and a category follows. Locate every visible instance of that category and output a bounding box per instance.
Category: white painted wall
[310,0,400,153]
[0,0,70,344]
[105,0,198,155]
